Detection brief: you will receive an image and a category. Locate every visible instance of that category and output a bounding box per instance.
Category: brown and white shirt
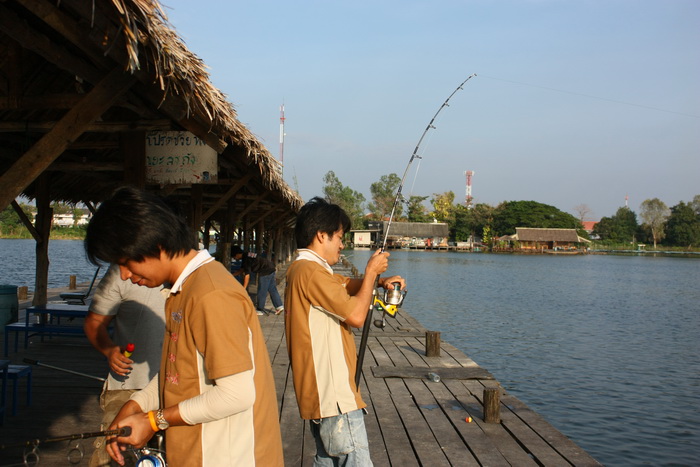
[284,249,366,420]
[160,250,283,466]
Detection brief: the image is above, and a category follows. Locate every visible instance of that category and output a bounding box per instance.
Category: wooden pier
[0,266,602,466]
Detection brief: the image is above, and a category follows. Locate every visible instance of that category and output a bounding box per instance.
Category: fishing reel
[134,447,167,467]
[132,431,166,467]
[373,281,407,328]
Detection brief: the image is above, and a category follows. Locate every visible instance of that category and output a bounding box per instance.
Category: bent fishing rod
[355,74,477,388]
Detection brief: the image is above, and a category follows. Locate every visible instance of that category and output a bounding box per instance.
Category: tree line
[322,170,700,249]
[0,202,88,238]
[593,197,700,248]
[3,182,698,249]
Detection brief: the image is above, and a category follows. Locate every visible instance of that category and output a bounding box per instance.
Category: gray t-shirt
[89,264,166,390]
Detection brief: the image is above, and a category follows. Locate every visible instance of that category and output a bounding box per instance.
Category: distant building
[498,227,590,252]
[350,221,449,249]
[582,221,599,240]
[52,213,90,227]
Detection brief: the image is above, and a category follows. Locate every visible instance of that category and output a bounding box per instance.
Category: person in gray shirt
[83,264,166,467]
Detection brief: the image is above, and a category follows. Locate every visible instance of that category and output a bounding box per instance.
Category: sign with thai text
[145,131,218,184]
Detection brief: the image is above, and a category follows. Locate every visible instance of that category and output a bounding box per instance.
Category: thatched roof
[511,228,590,243]
[0,0,301,224]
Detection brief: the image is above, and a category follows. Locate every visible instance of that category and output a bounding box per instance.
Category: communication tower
[279,104,285,176]
[464,170,475,208]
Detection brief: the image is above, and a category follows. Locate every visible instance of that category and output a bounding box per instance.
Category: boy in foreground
[85,187,283,466]
[285,197,406,466]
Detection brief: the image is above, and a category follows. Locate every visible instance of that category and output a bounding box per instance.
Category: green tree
[368,173,401,220]
[452,204,471,241]
[50,202,73,215]
[322,171,366,228]
[430,191,455,223]
[691,195,700,215]
[450,203,494,243]
[406,195,430,223]
[492,200,581,236]
[639,198,670,248]
[0,203,33,237]
[593,207,639,244]
[665,201,700,247]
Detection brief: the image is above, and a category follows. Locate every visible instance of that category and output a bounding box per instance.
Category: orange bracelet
[147,410,158,432]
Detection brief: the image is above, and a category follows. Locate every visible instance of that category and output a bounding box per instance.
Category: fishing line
[355,74,477,388]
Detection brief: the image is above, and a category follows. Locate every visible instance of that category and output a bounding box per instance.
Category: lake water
[0,238,98,289]
[1,239,698,465]
[345,249,700,467]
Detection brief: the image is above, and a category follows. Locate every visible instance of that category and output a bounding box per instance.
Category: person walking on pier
[231,246,284,316]
[84,187,283,467]
[83,264,166,467]
[285,197,406,466]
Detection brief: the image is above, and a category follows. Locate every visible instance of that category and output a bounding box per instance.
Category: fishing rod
[23,357,106,382]
[0,426,132,450]
[355,74,477,388]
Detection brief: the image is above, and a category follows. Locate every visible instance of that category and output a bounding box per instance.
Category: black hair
[295,197,352,248]
[84,186,196,265]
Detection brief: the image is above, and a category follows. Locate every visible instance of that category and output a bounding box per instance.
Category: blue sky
[164,0,699,220]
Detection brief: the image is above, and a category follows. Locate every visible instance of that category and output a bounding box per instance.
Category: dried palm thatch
[108,0,300,206]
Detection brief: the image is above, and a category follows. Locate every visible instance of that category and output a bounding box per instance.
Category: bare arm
[84,312,132,377]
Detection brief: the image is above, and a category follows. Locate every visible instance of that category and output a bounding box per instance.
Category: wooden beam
[11,200,39,241]
[0,94,83,110]
[0,120,172,132]
[0,2,102,83]
[237,193,269,220]
[201,173,254,220]
[17,0,111,68]
[46,162,123,172]
[0,67,137,210]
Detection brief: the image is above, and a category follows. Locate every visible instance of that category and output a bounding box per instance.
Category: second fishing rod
[354,73,477,388]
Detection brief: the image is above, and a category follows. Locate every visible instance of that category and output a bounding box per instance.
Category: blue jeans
[310,409,373,467]
[257,271,283,310]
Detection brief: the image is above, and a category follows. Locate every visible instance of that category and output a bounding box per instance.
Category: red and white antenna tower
[625,194,629,208]
[279,104,286,175]
[464,170,475,207]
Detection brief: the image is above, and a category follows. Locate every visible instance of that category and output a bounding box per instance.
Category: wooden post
[33,174,51,307]
[425,331,441,357]
[69,275,77,289]
[483,387,500,423]
[18,286,28,300]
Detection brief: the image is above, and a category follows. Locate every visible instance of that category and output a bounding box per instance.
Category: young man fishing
[284,197,406,466]
[84,186,283,467]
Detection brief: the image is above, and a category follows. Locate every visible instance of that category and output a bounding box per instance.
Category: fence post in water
[425,331,441,357]
[69,275,77,290]
[18,286,28,300]
[483,387,500,423]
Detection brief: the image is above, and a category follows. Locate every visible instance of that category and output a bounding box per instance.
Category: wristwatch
[155,409,169,430]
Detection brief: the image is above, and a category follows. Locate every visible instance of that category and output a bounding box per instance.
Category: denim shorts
[310,408,373,467]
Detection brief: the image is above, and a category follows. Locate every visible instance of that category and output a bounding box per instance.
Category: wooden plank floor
[0,264,602,466]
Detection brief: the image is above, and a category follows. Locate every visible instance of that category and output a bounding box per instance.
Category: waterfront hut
[500,227,590,252]
[0,0,302,304]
